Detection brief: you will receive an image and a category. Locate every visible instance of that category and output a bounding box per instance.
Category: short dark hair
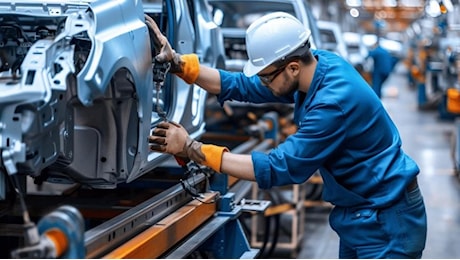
[272,40,313,67]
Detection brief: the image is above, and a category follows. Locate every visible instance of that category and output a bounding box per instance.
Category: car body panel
[0,0,224,196]
[343,31,369,69]
[317,20,349,61]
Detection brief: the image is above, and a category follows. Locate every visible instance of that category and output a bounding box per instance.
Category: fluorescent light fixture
[346,0,361,7]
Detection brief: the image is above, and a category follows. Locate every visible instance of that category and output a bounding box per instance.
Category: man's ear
[288,61,300,77]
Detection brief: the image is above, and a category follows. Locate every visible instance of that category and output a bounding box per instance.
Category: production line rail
[87,127,275,258]
[0,111,280,259]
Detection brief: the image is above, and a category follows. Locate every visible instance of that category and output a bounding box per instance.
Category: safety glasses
[257,64,287,85]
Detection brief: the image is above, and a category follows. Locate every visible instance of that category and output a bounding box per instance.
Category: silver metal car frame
[0,0,225,197]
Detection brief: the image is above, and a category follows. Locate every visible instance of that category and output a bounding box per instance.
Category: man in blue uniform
[367,41,393,98]
[146,12,427,258]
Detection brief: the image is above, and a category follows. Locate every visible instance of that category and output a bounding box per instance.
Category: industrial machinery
[0,0,280,258]
[208,0,322,72]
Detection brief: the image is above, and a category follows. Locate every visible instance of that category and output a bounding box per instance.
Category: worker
[367,40,393,98]
[146,12,427,258]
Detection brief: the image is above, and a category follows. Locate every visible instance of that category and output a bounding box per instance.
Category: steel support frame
[156,192,259,259]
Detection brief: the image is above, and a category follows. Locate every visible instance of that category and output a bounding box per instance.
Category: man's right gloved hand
[144,14,200,84]
[149,121,229,173]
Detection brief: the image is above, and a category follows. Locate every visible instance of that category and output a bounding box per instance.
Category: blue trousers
[329,184,427,258]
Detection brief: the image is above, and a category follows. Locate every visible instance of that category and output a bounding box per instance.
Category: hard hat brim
[243,61,265,77]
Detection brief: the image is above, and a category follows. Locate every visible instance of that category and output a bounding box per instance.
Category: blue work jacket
[216,49,419,209]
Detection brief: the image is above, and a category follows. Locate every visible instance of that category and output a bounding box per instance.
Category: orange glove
[200,144,229,173]
[149,121,228,172]
[174,54,200,84]
[145,15,200,84]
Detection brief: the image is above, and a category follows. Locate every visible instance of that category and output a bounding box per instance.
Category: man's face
[257,62,299,96]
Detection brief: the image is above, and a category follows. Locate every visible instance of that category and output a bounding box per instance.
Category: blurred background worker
[146,12,427,259]
[367,40,393,98]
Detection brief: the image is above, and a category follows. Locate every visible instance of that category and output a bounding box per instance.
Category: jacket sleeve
[252,102,346,189]
[216,69,294,105]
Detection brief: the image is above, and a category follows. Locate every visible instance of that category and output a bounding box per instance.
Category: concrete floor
[269,63,460,258]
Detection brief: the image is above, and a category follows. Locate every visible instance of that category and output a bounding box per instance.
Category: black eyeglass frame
[258,64,288,85]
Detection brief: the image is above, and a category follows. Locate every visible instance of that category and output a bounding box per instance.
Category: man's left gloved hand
[144,14,200,84]
[149,121,229,172]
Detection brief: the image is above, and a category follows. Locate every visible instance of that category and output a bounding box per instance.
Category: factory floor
[267,62,460,259]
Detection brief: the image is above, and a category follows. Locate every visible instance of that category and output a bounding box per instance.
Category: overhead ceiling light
[426,0,441,17]
[384,0,397,7]
[346,0,361,7]
[411,22,421,34]
[350,8,360,18]
[443,0,454,12]
[400,0,424,7]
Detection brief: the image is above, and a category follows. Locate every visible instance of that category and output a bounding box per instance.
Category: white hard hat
[243,12,311,77]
